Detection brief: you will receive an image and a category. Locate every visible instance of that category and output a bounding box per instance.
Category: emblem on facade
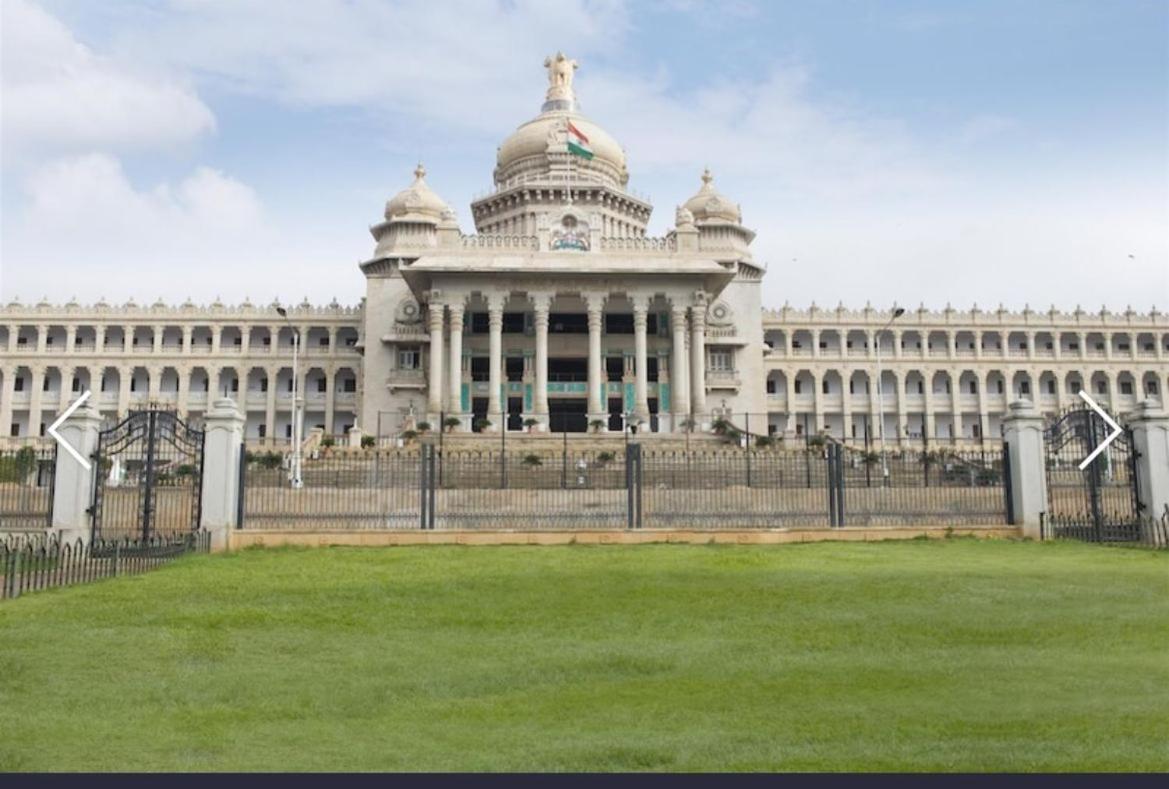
[551,214,589,251]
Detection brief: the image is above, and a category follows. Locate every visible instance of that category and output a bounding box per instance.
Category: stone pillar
[27,367,44,438]
[211,326,222,355]
[532,293,551,429]
[347,425,364,449]
[487,297,504,427]
[324,368,336,436]
[270,325,281,356]
[1002,399,1047,538]
[123,326,133,354]
[6,324,16,354]
[51,398,102,543]
[201,397,246,551]
[35,324,47,354]
[1128,399,1169,519]
[94,325,106,354]
[117,367,131,417]
[264,367,277,445]
[586,293,607,427]
[153,325,164,354]
[426,301,444,419]
[632,296,650,423]
[670,303,690,428]
[448,303,465,422]
[0,369,14,438]
[690,297,708,426]
[176,367,190,418]
[65,325,76,354]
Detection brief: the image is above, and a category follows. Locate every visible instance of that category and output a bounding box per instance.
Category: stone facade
[2,55,1167,446]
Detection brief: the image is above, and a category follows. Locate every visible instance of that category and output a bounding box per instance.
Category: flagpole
[566,118,573,205]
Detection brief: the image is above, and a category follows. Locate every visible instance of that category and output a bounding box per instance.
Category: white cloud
[0,0,215,158]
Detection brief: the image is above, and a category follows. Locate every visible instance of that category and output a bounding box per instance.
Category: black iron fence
[0,445,56,532]
[239,440,1012,530]
[0,531,210,601]
[1040,506,1169,549]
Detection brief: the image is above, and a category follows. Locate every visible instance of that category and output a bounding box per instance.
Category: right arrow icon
[1077,390,1122,470]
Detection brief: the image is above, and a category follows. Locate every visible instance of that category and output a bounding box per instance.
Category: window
[972,423,981,439]
[72,377,81,392]
[17,336,27,346]
[821,379,830,395]
[257,424,266,439]
[792,340,802,349]
[399,347,420,370]
[316,378,327,393]
[1069,342,1079,350]
[42,377,50,391]
[968,381,977,394]
[794,379,802,395]
[470,313,489,334]
[233,337,242,346]
[1047,380,1056,395]
[259,378,268,393]
[1120,381,1133,395]
[287,378,294,393]
[917,380,924,394]
[343,378,356,393]
[319,336,329,347]
[766,378,776,394]
[285,424,293,439]
[231,379,239,393]
[263,337,272,346]
[1018,381,1030,395]
[997,380,1005,394]
[1118,343,1130,351]
[708,350,732,371]
[1096,381,1106,395]
[14,377,24,392]
[10,423,19,437]
[1148,381,1159,395]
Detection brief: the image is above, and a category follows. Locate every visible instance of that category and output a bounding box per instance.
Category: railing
[0,445,56,532]
[0,532,210,600]
[460,234,539,250]
[600,237,676,252]
[1040,506,1169,549]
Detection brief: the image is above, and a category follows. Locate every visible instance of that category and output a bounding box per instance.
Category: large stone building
[2,55,1167,446]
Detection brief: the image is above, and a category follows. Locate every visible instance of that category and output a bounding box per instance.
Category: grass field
[1,539,1166,772]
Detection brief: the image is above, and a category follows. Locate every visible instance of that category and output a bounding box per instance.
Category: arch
[1142,371,1161,398]
[930,370,952,395]
[848,369,870,396]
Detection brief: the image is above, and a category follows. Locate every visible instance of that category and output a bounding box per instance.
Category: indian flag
[566,120,594,160]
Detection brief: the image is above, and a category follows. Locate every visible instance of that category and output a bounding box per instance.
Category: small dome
[682,168,741,224]
[385,164,452,223]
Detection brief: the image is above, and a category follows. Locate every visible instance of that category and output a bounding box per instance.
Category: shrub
[0,447,37,483]
[862,451,881,466]
[416,421,431,432]
[443,416,461,430]
[521,453,542,467]
[320,436,336,448]
[597,451,616,465]
[711,417,729,435]
[401,430,419,442]
[589,419,605,432]
[474,418,492,431]
[360,435,376,449]
[807,434,826,448]
[523,418,539,429]
[755,435,774,449]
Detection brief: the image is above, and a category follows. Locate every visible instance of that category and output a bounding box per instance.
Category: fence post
[1128,399,1169,517]
[1002,399,1047,538]
[201,398,246,551]
[51,396,102,545]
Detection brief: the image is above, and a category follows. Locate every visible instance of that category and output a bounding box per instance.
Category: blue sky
[2,0,1166,311]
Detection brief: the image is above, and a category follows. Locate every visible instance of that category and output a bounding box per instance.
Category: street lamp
[875,305,906,481]
[275,305,303,489]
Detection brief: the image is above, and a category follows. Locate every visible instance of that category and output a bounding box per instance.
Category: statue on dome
[543,52,579,101]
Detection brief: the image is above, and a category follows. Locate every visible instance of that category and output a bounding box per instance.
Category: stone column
[65,325,76,354]
[176,366,190,418]
[35,324,47,354]
[153,325,164,354]
[117,367,131,417]
[532,293,552,429]
[426,301,444,419]
[0,368,15,438]
[27,367,44,437]
[264,367,277,445]
[201,397,246,551]
[211,326,222,355]
[50,397,102,544]
[1002,399,1047,538]
[6,325,16,354]
[324,368,336,436]
[586,293,607,427]
[950,370,963,443]
[270,325,281,356]
[183,326,193,354]
[669,303,690,428]
[487,296,504,427]
[123,326,133,354]
[631,296,651,424]
[448,303,465,423]
[690,296,708,425]
[1128,399,1169,519]
[94,325,106,354]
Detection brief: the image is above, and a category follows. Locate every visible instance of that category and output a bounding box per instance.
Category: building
[2,55,1167,445]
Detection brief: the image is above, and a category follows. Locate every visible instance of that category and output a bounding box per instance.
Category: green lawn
[1,539,1166,772]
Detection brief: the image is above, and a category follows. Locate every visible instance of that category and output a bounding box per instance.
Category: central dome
[494,52,628,189]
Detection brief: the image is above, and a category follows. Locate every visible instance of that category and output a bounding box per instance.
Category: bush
[401,430,419,442]
[443,417,461,430]
[589,419,605,432]
[755,435,774,449]
[521,453,542,467]
[474,418,492,431]
[523,418,539,429]
[320,436,336,448]
[416,421,431,432]
[711,417,729,435]
[360,435,376,449]
[0,447,37,483]
[597,451,616,465]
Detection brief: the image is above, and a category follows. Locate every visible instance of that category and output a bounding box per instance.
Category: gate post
[1002,399,1047,538]
[51,397,102,544]
[1128,399,1169,518]
[201,398,246,551]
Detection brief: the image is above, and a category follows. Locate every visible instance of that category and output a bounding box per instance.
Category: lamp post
[875,305,906,480]
[275,305,303,489]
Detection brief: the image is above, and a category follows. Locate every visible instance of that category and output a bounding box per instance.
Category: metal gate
[90,409,205,540]
[1042,405,1142,542]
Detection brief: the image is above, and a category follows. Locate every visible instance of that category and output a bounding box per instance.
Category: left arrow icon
[48,390,92,470]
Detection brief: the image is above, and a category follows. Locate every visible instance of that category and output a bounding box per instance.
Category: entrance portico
[401,261,731,431]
